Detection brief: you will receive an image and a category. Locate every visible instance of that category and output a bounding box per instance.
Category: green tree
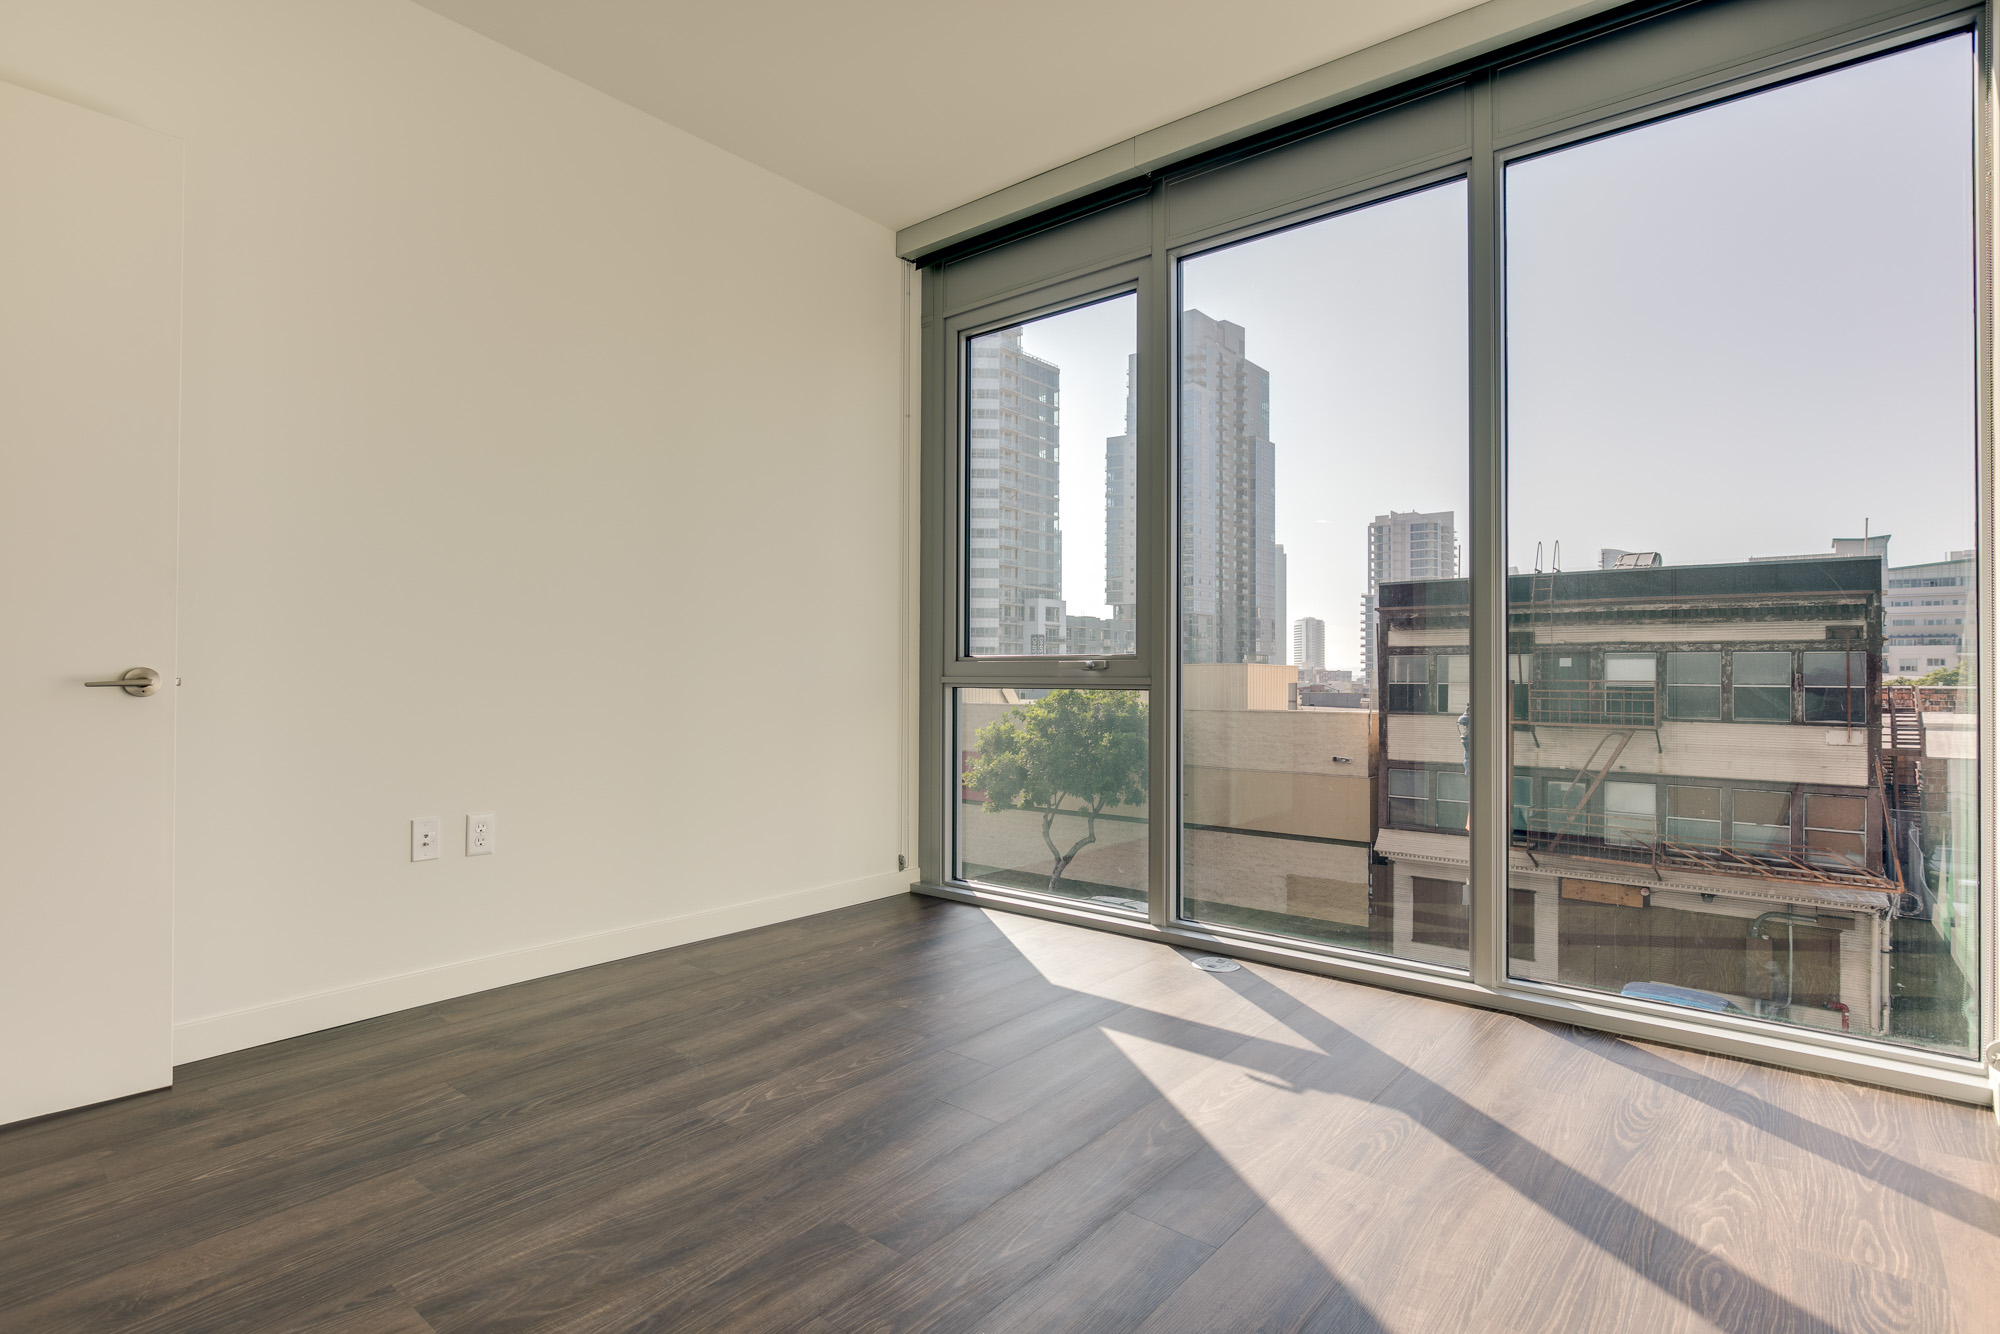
[963,690,1148,895]
[1914,663,1963,687]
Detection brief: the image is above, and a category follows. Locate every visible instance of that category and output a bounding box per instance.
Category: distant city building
[1361,510,1457,688]
[965,326,1064,655]
[1177,310,1281,664]
[1066,614,1131,658]
[1749,535,1969,679]
[1292,617,1327,672]
[1104,352,1138,651]
[1751,533,1892,564]
[1885,549,1973,678]
[1275,545,1288,667]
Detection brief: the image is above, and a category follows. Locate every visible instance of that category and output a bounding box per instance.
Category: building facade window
[1730,651,1793,724]
[1803,650,1871,724]
[1665,651,1722,720]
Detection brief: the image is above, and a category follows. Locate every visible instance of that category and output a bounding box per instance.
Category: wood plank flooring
[2,893,1995,1332]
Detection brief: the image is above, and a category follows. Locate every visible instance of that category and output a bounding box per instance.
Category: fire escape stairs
[1530,730,1638,869]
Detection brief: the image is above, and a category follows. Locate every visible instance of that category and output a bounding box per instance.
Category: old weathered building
[1373,557,1923,1036]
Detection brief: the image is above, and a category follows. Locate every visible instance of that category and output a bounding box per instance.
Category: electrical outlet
[411,817,441,862]
[466,812,496,857]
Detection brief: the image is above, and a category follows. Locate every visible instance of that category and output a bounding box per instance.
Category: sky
[1505,34,1975,582]
[1007,34,1974,672]
[1182,179,1469,672]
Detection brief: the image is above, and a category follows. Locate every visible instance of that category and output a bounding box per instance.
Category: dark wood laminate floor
[3,895,1996,1333]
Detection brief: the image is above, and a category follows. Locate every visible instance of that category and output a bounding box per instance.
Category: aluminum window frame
[940,267,1153,686]
[916,0,1996,1105]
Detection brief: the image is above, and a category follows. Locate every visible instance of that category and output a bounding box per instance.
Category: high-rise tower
[1178,310,1280,664]
[1104,352,1138,654]
[1361,510,1457,685]
[1292,616,1326,672]
[965,326,1064,655]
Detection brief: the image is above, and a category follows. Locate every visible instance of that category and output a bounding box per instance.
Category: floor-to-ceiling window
[919,0,1990,1100]
[1502,34,1978,1054]
[1173,181,1470,968]
[946,291,1156,915]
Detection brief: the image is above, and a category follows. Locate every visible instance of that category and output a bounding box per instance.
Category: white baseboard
[171,871,911,1065]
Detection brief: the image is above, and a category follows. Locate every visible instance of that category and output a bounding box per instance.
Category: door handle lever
[84,667,160,697]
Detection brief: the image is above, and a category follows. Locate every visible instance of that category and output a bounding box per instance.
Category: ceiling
[408,0,1489,231]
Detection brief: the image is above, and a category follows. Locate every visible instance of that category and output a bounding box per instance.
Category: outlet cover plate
[411,817,442,862]
[466,812,496,857]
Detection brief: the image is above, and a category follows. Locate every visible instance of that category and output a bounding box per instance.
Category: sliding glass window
[962,297,1138,660]
[1175,182,1470,967]
[1503,35,1979,1054]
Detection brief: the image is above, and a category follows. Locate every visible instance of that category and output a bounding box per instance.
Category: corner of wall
[171,870,909,1066]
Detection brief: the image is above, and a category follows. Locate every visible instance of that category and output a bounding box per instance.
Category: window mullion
[1468,73,1508,992]
[1144,180,1175,930]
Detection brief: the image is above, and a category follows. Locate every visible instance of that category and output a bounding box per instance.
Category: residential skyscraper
[965,326,1064,655]
[1292,616,1326,672]
[1361,509,1457,686]
[1104,352,1138,653]
[1275,544,1288,665]
[1179,309,1280,664]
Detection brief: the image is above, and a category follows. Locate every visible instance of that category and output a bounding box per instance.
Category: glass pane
[1734,788,1792,827]
[964,295,1137,658]
[1733,651,1792,686]
[1176,179,1468,969]
[1733,684,1793,724]
[1665,651,1723,721]
[1603,780,1657,845]
[1803,688,1866,725]
[1667,651,1721,684]
[1509,654,1536,721]
[1385,654,1429,713]
[1667,685,1723,721]
[1802,649,1871,687]
[1436,653,1469,715]
[1435,770,1470,833]
[1505,36,1979,1054]
[1666,782,1724,846]
[1733,788,1792,852]
[1386,768,1429,828]
[1733,651,1794,723]
[1803,648,1871,723]
[956,688,1148,912]
[1604,653,1657,682]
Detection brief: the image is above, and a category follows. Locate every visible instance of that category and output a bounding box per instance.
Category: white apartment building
[965,326,1065,655]
[1292,616,1326,671]
[1885,550,1974,678]
[1360,509,1457,688]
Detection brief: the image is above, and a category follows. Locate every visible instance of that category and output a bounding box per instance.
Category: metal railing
[1510,808,1898,895]
[1518,682,1658,728]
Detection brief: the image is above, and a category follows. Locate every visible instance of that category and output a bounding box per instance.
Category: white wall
[0,0,910,1061]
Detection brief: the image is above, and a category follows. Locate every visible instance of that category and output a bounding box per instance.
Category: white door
[0,81,182,1125]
